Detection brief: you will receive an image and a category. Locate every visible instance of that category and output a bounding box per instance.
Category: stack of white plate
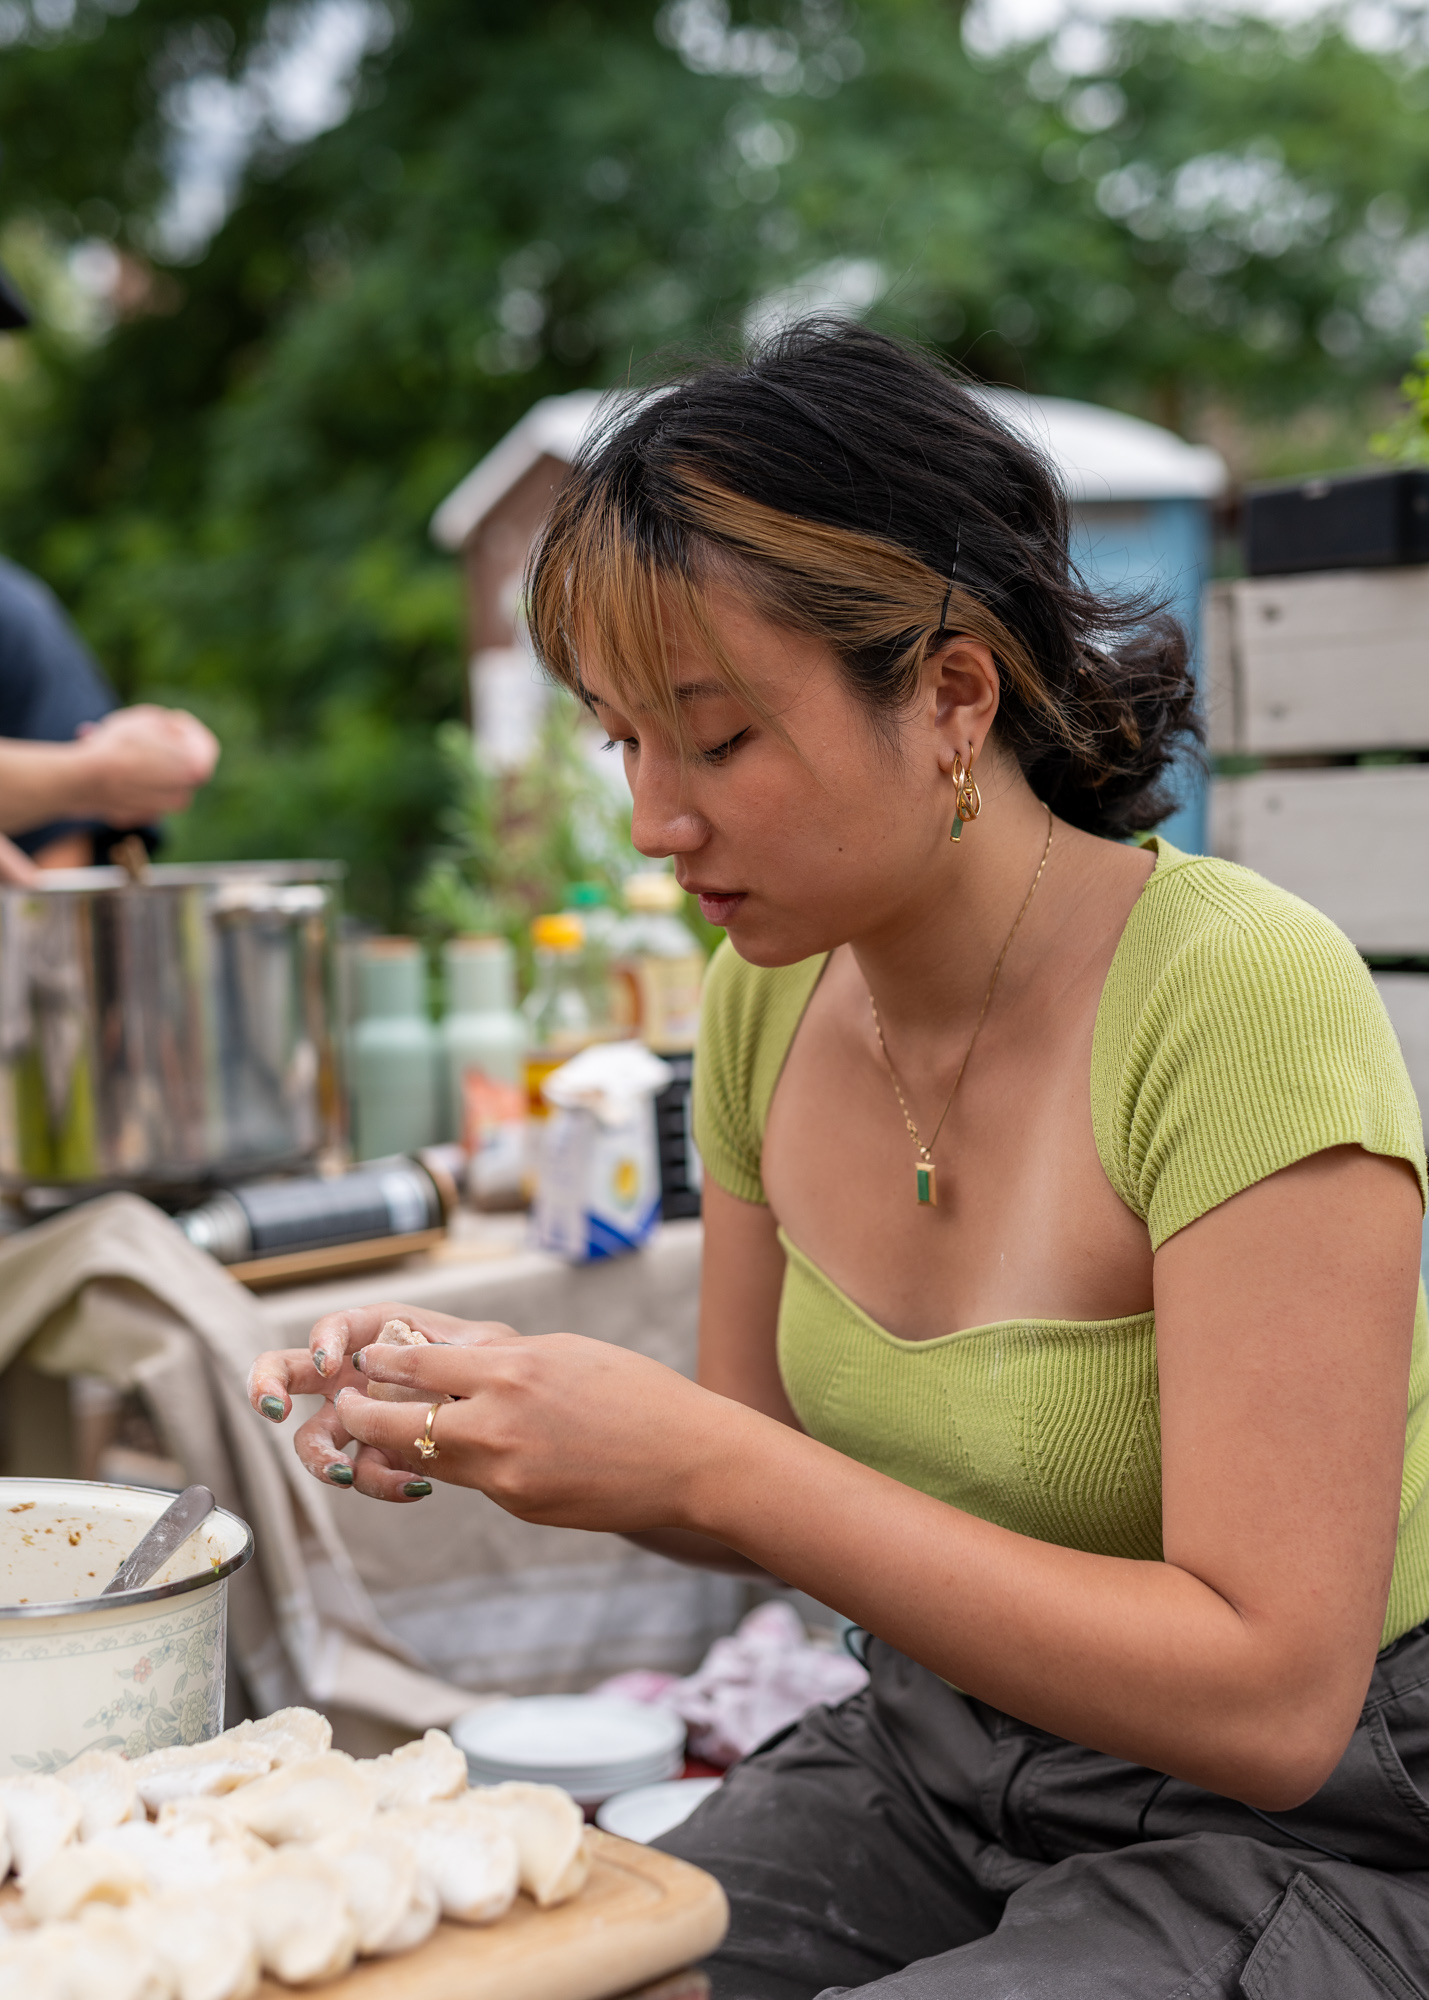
[452,1696,687,1806]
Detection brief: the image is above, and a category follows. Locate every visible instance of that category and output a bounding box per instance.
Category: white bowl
[597,1776,722,1844]
[0,1479,253,1775]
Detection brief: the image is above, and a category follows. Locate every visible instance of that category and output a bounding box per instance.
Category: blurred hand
[74,705,220,822]
[0,833,38,885]
[246,1298,728,1525]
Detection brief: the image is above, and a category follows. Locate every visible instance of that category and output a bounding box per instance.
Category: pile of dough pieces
[0,1708,590,2000]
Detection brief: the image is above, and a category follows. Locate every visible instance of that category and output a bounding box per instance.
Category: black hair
[530,317,1202,839]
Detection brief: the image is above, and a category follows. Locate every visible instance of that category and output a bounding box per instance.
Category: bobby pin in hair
[937,522,963,632]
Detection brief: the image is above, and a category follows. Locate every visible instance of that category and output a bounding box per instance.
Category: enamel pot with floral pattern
[0,1478,252,1773]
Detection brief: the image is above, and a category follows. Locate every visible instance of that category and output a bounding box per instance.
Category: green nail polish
[313,1349,329,1375]
[403,1480,433,1499]
[325,1463,354,1486]
[259,1396,285,1422]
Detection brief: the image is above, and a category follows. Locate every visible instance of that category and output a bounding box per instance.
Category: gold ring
[413,1404,440,1462]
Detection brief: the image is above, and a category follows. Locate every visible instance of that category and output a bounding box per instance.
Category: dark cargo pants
[656,1625,1429,1999]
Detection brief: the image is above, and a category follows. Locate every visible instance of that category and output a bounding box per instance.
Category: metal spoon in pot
[101,1485,215,1596]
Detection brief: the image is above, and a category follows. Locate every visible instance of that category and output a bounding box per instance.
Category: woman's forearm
[688,1404,1350,1810]
[622,1526,774,1577]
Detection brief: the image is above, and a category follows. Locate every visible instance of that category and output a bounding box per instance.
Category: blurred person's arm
[0,557,214,861]
[0,831,38,884]
[32,831,95,868]
[0,706,219,838]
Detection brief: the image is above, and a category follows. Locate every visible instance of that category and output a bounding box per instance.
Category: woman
[248,323,1429,1998]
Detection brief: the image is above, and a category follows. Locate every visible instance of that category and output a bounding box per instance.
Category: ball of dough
[366,1319,437,1406]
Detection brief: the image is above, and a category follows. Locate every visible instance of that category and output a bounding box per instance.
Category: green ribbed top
[694,841,1429,1646]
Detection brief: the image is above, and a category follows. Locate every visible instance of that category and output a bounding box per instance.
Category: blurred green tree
[1,0,1428,919]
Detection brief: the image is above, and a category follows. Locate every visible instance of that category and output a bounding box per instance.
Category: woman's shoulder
[1094,840,1427,1245]
[700,940,827,1110]
[694,942,827,1204]
[1112,838,1373,1006]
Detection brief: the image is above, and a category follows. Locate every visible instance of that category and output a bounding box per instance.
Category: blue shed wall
[1070,497,1213,854]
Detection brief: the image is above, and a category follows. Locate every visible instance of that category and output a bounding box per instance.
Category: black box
[654,1052,701,1221]
[1245,467,1429,576]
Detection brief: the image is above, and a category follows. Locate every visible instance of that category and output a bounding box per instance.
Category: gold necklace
[869,803,1054,1207]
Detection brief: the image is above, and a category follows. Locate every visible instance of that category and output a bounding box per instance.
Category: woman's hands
[247,1302,486,1502]
[246,1301,736,1528]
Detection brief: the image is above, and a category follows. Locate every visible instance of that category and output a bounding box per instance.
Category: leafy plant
[414,698,639,957]
[1372,323,1429,465]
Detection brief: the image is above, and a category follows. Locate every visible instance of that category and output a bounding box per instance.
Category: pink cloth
[595,1600,868,1767]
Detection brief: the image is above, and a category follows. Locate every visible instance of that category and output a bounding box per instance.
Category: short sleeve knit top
[693,840,1429,1647]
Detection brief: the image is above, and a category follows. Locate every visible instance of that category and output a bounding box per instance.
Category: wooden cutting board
[255,1832,728,2000]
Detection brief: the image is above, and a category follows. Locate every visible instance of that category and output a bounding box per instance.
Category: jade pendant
[916,1163,937,1205]
[950,817,963,843]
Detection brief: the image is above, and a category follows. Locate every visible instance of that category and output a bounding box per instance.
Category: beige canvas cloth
[0,1197,741,1732]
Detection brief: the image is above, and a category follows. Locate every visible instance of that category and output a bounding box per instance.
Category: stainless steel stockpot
[0,861,344,1190]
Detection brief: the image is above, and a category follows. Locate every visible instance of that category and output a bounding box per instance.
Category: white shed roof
[430,383,1226,550]
[430,391,607,551]
[978,390,1227,504]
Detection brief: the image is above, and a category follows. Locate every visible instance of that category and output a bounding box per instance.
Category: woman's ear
[928,637,1000,774]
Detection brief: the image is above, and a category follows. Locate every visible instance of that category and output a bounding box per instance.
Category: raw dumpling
[358,1728,467,1810]
[144,1889,260,2000]
[471,1781,590,1907]
[383,1800,519,1925]
[0,1924,81,2000]
[243,1848,359,1985]
[61,1908,167,2000]
[217,1707,333,1769]
[126,1740,273,1813]
[0,1775,82,1879]
[316,1824,439,1956]
[59,1750,140,1840]
[365,1318,434,1405]
[91,1815,266,1893]
[371,1871,441,1957]
[21,1841,148,1923]
[221,1751,374,1845]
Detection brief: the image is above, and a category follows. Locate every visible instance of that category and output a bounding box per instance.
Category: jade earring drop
[949,748,982,841]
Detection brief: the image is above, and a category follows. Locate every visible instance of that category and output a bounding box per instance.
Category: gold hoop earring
[949,749,982,842]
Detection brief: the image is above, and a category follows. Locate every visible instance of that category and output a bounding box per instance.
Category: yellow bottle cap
[531,912,585,951]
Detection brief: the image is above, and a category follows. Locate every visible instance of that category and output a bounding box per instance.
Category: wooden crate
[1206,569,1429,756]
[1209,763,1429,955]
[1207,564,1429,1152]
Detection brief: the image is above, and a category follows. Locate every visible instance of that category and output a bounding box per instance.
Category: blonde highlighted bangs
[526,463,1071,758]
